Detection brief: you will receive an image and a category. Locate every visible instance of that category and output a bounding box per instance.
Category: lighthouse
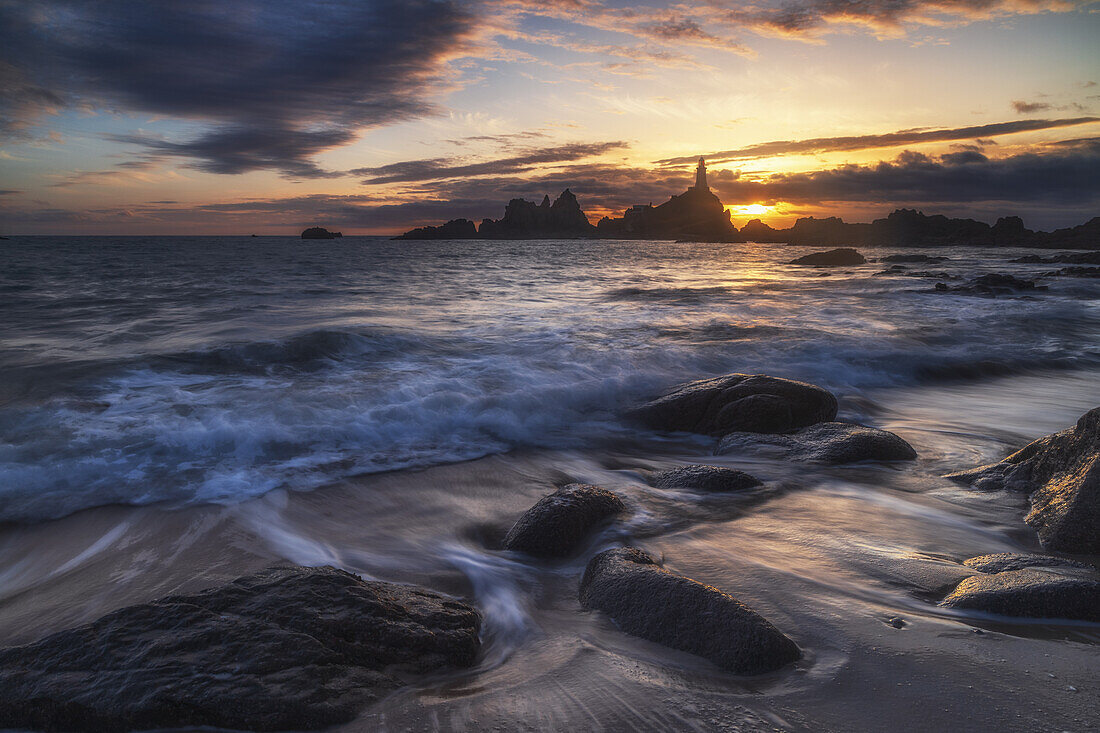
[694,157,708,191]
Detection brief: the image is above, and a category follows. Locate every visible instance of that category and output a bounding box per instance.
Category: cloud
[0,189,21,195]
[0,0,481,176]
[1013,100,1053,113]
[656,117,1100,165]
[354,141,629,183]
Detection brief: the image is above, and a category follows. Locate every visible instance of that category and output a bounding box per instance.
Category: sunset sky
[1,0,1098,235]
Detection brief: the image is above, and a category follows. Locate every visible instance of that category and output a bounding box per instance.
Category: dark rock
[478,189,596,239]
[717,421,916,464]
[939,568,1100,621]
[503,484,625,558]
[880,253,949,263]
[739,218,785,243]
[962,553,1094,574]
[596,179,737,241]
[301,226,340,239]
[629,373,838,436]
[1046,266,1100,278]
[1011,251,1100,265]
[0,566,481,732]
[946,407,1100,554]
[579,548,800,674]
[990,215,1033,246]
[788,248,866,266]
[885,616,907,629]
[1034,216,1100,249]
[652,464,762,492]
[929,273,1047,294]
[395,218,478,240]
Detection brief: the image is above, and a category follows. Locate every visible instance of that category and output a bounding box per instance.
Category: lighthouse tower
[694,157,708,191]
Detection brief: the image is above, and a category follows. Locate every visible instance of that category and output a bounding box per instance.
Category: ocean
[1,236,1098,730]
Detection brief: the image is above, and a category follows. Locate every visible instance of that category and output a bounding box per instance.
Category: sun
[727,203,770,217]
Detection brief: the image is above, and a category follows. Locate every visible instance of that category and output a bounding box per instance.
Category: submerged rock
[880,254,949,263]
[629,373,838,436]
[939,568,1100,621]
[717,422,916,464]
[503,484,626,558]
[788,248,866,266]
[946,407,1100,554]
[652,464,762,492]
[929,273,1047,294]
[962,553,1093,574]
[0,566,481,732]
[579,548,800,674]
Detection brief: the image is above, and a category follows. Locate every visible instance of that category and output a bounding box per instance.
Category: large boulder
[939,568,1100,621]
[503,484,626,558]
[0,566,481,732]
[652,464,762,492]
[718,422,916,464]
[946,407,1100,554]
[579,548,800,674]
[788,248,866,266]
[629,373,838,436]
[961,553,1093,574]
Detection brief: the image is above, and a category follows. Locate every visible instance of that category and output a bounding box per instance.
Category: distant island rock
[394,158,1099,249]
[301,227,342,239]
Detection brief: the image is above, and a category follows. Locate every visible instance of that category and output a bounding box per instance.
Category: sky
[0,0,1098,235]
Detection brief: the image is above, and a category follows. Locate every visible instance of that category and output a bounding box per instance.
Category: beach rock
[880,254,949,263]
[946,407,1100,554]
[962,553,1093,574]
[579,548,800,674]
[939,568,1100,621]
[301,227,340,239]
[0,566,481,732]
[503,484,625,558]
[788,248,866,266]
[629,373,838,436]
[652,464,762,493]
[717,422,916,464]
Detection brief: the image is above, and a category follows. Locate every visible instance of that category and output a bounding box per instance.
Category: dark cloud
[354,142,629,183]
[1013,100,1052,113]
[0,0,478,176]
[0,189,21,195]
[657,117,1100,165]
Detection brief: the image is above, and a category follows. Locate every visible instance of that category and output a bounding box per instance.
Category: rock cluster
[0,566,481,732]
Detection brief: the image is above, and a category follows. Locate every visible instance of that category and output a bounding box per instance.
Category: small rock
[503,484,625,558]
[629,373,838,436]
[788,248,867,266]
[652,464,762,492]
[717,422,917,464]
[939,568,1100,621]
[579,548,800,674]
[886,616,907,629]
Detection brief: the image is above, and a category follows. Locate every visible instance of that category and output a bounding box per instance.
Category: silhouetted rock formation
[739,218,784,242]
[478,189,596,239]
[1036,217,1100,248]
[301,227,341,239]
[788,248,866,266]
[395,218,478,240]
[597,159,738,241]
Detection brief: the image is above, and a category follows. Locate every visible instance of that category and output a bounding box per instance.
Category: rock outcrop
[503,484,626,558]
[395,218,478,240]
[961,553,1093,574]
[597,186,737,241]
[652,464,762,492]
[946,407,1100,554]
[629,373,838,436]
[717,422,916,464]
[0,566,481,732]
[939,568,1100,621]
[477,189,596,239]
[301,227,341,239]
[579,548,800,674]
[788,248,866,266]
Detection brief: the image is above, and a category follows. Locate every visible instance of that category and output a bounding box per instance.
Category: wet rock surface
[880,254,949,263]
[579,548,800,674]
[717,421,916,464]
[788,248,866,266]
[652,464,762,492]
[929,273,1047,294]
[947,406,1100,554]
[939,568,1100,621]
[503,484,626,558]
[0,566,482,732]
[629,373,838,436]
[962,553,1094,574]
